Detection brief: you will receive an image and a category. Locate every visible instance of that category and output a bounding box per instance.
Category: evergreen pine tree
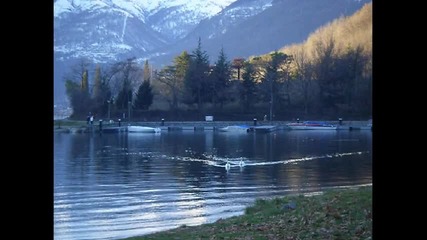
[184,37,210,111]
[210,47,231,108]
[143,60,151,82]
[134,80,154,110]
[240,61,257,113]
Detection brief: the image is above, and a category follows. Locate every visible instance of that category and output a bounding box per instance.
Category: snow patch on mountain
[196,0,273,40]
[142,0,236,15]
[54,0,111,18]
[54,0,236,19]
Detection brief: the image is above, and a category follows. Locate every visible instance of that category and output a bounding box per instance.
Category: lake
[54,129,372,240]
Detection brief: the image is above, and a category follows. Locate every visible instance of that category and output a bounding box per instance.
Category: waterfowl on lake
[239,159,245,167]
[225,162,231,170]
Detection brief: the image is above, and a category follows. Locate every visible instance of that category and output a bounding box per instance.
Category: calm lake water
[54,129,372,240]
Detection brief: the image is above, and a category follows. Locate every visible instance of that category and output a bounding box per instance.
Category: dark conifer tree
[240,61,257,113]
[210,47,231,108]
[134,79,153,110]
[184,37,210,111]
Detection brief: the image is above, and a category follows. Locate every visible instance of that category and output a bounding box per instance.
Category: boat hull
[127,126,161,133]
[286,121,337,130]
[218,125,250,132]
[287,125,337,130]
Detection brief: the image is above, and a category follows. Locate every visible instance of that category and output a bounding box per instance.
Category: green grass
[122,186,372,240]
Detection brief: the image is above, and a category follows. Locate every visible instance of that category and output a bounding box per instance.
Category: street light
[128,101,131,122]
[269,99,273,121]
[107,97,114,122]
[107,100,111,120]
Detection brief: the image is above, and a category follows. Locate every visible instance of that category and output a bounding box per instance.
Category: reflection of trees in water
[66,133,156,184]
[69,134,90,160]
[317,153,372,184]
[213,132,253,158]
[169,133,212,189]
[241,131,372,188]
[164,132,254,192]
[60,131,371,193]
[67,134,93,181]
[114,133,161,183]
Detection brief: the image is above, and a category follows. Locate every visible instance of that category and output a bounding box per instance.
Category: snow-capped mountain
[55,0,236,20]
[54,0,371,104]
[145,0,237,40]
[54,0,237,44]
[54,0,237,62]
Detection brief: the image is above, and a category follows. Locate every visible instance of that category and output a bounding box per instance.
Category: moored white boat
[127,126,161,133]
[218,125,251,132]
[286,121,337,130]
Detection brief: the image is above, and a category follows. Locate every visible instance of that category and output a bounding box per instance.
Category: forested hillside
[266,1,372,118]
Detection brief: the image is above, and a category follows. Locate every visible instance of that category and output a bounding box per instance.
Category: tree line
[64,38,371,121]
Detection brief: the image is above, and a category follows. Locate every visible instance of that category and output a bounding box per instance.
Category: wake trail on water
[173,151,370,168]
[94,147,370,169]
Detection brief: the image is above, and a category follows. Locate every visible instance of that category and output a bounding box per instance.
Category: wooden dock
[55,120,372,134]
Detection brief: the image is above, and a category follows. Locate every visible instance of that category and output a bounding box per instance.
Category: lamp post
[107,100,111,120]
[128,101,131,122]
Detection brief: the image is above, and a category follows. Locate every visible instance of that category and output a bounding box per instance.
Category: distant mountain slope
[54,0,238,59]
[149,0,370,67]
[54,9,169,63]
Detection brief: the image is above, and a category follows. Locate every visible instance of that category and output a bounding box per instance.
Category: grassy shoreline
[122,185,372,240]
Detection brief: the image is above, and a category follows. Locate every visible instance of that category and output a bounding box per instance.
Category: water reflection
[54,130,372,240]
